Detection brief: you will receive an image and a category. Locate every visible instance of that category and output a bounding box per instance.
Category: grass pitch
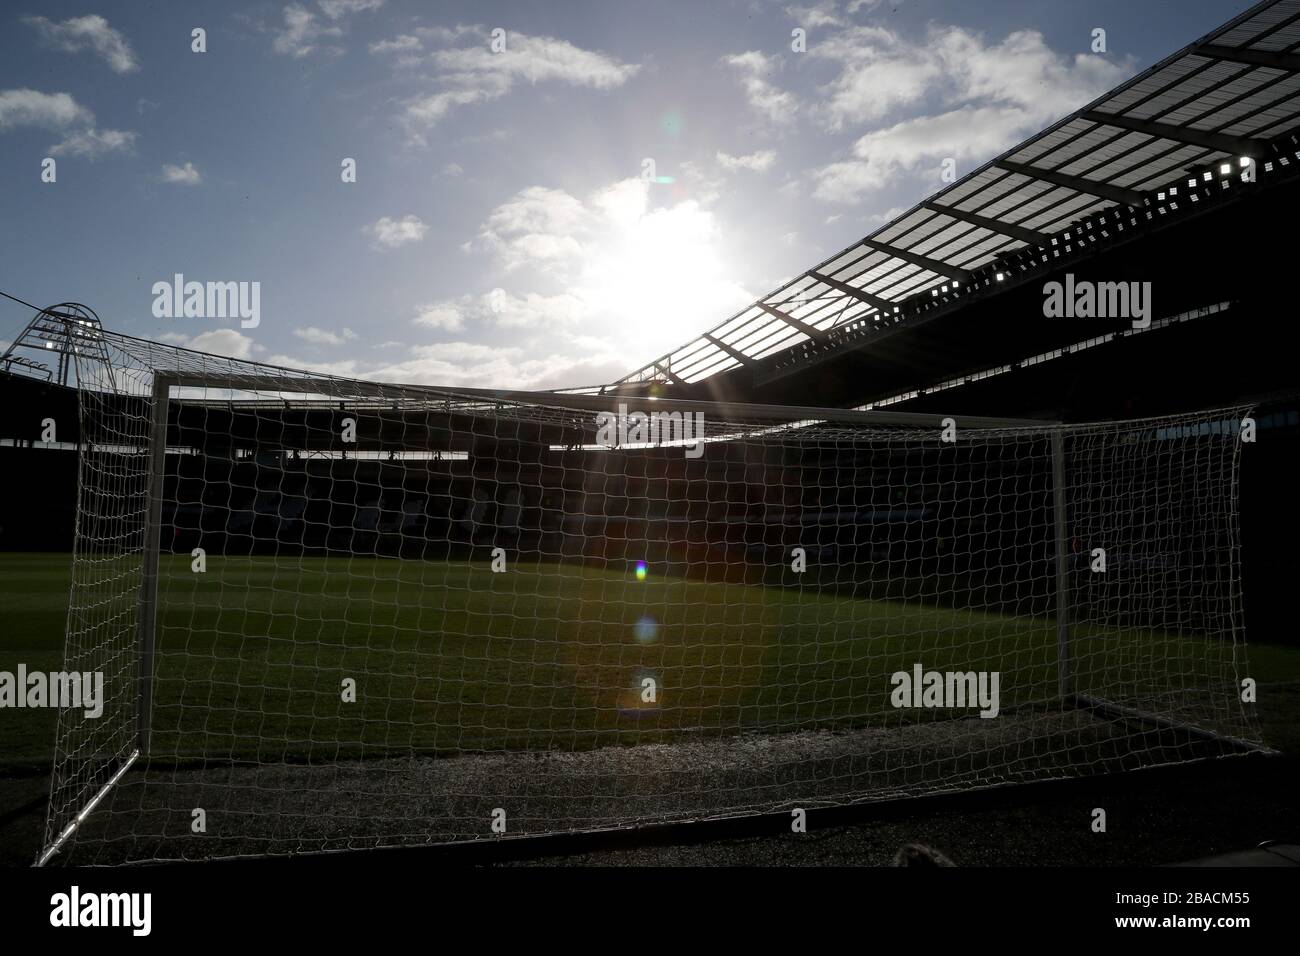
[5,551,1297,768]
[5,551,1300,863]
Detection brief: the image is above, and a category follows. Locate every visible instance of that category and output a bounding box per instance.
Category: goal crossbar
[152,372,1056,430]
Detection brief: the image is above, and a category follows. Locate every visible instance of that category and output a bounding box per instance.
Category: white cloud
[430,34,640,89]
[722,51,799,126]
[413,304,465,331]
[245,172,753,387]
[161,161,202,185]
[677,160,724,205]
[271,0,384,57]
[272,4,341,57]
[490,291,589,328]
[808,25,942,132]
[414,25,481,46]
[467,177,754,362]
[417,291,590,333]
[936,27,1127,119]
[49,127,136,158]
[266,340,631,391]
[404,84,505,129]
[369,34,420,55]
[718,21,1131,199]
[807,25,1133,202]
[716,149,777,172]
[163,329,258,360]
[785,3,843,28]
[867,205,907,227]
[272,0,383,58]
[318,0,384,19]
[472,186,593,271]
[364,215,428,249]
[293,325,357,345]
[0,89,92,130]
[811,160,885,204]
[400,30,640,136]
[24,15,139,73]
[0,89,135,159]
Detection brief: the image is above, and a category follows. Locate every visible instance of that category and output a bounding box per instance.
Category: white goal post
[39,332,1267,864]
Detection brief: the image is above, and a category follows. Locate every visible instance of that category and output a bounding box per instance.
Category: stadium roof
[611,0,1300,390]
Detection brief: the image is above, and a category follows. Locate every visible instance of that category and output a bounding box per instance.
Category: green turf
[144,552,1069,759]
[1,554,78,765]
[3,552,1298,766]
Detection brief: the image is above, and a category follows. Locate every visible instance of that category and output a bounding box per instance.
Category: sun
[579,180,752,363]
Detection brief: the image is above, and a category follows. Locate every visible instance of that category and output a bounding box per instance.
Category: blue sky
[0,0,1248,389]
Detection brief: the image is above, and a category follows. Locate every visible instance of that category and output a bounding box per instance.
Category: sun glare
[581,182,751,361]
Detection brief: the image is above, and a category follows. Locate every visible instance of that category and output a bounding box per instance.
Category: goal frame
[38,371,1270,865]
[134,373,1067,763]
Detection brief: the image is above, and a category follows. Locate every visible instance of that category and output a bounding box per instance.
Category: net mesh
[41,331,1262,863]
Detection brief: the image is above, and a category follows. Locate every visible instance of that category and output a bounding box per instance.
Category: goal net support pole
[135,373,171,757]
[1052,429,1073,702]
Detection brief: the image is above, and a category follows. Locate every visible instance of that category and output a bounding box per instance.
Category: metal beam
[36,749,140,866]
[653,362,687,387]
[702,332,755,367]
[923,202,1051,247]
[997,159,1145,208]
[860,239,973,283]
[1081,109,1270,158]
[808,271,895,313]
[1196,43,1300,73]
[1069,693,1276,754]
[756,302,827,342]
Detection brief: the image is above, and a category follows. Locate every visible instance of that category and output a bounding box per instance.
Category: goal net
[40,331,1264,863]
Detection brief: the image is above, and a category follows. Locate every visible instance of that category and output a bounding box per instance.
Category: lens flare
[635,561,647,581]
[633,615,658,643]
